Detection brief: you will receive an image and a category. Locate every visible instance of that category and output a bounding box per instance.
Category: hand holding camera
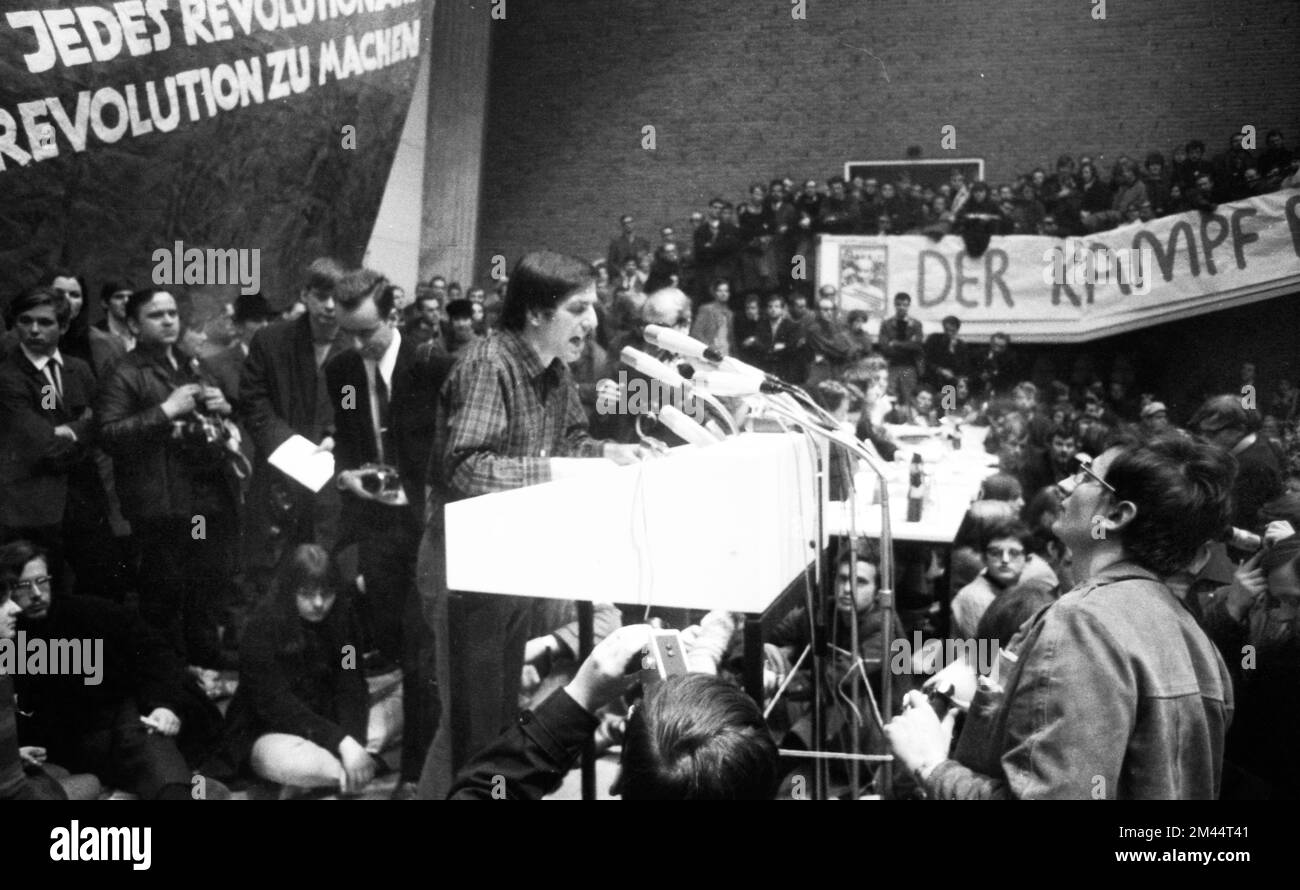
[161,383,202,419]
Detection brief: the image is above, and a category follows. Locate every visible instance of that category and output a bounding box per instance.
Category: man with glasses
[950,519,1057,638]
[888,434,1235,798]
[2,540,223,800]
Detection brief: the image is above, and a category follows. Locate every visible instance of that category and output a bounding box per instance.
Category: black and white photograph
[0,0,1298,860]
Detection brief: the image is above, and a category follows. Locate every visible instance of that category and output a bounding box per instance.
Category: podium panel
[445,432,822,614]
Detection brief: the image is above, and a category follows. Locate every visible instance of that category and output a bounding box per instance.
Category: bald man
[593,287,696,445]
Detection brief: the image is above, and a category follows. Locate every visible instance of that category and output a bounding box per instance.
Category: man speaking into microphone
[415,251,648,799]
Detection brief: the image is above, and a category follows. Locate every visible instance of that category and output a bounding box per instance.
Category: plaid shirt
[429,328,604,508]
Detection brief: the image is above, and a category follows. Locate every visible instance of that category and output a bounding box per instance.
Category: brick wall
[476,0,1300,277]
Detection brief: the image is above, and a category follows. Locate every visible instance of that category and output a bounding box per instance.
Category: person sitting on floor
[209,544,376,796]
[4,539,223,800]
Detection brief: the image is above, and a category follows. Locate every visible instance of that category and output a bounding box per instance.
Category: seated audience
[210,545,375,796]
[4,540,222,800]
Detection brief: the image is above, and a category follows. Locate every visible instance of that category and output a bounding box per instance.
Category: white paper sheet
[267,435,335,492]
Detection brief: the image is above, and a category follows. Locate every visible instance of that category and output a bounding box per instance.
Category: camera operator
[448,623,779,800]
[96,289,239,670]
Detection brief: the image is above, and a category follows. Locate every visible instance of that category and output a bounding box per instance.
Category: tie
[43,362,64,406]
[374,370,393,464]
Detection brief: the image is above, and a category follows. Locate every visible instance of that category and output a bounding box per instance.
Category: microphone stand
[751,392,896,800]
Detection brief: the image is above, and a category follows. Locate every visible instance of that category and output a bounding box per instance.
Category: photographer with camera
[96,289,240,670]
[326,267,452,797]
[449,623,779,800]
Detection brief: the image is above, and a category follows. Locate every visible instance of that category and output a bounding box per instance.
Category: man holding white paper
[415,251,647,799]
[240,258,351,571]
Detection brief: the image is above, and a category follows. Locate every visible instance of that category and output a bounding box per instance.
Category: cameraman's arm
[446,689,597,800]
[448,625,651,800]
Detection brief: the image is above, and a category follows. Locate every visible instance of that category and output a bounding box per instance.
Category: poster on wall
[818,188,1300,344]
[0,0,434,307]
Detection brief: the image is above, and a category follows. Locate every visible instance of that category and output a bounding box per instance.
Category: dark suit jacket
[923,333,972,386]
[201,343,246,407]
[324,336,451,530]
[240,315,350,457]
[757,317,805,383]
[0,351,98,528]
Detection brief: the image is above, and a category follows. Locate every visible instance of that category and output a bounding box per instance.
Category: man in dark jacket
[240,258,351,574]
[1191,395,1283,536]
[877,292,925,404]
[96,289,239,669]
[4,540,221,799]
[922,315,971,393]
[328,269,452,795]
[0,286,118,599]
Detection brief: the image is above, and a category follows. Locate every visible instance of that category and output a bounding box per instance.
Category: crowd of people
[592,129,1299,311]
[2,151,1298,798]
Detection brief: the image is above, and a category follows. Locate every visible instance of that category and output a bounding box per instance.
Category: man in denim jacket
[887,433,1235,799]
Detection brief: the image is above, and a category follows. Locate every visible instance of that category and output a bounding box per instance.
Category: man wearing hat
[1139,400,1173,436]
[201,293,275,406]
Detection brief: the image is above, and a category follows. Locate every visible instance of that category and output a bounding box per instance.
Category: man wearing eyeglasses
[2,540,223,800]
[887,434,1235,799]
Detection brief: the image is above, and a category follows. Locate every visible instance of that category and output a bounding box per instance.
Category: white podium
[445,432,824,614]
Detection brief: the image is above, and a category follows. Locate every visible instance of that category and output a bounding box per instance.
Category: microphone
[643,324,721,363]
[620,346,686,389]
[643,324,767,382]
[692,370,783,397]
[657,405,721,447]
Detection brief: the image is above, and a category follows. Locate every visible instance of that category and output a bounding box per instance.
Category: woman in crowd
[212,544,375,796]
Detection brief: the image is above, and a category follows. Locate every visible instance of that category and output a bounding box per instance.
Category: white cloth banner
[817,188,1300,343]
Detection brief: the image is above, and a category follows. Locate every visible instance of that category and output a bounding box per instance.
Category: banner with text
[817,188,1300,343]
[1,0,433,304]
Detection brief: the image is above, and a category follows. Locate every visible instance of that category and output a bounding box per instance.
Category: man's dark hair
[942,315,961,329]
[335,268,392,316]
[125,287,172,323]
[499,251,596,332]
[303,257,346,296]
[335,268,393,317]
[1188,394,1249,434]
[619,673,779,800]
[0,539,49,588]
[828,175,845,188]
[979,518,1033,553]
[445,298,474,321]
[7,285,70,327]
[1049,423,1076,443]
[894,292,911,304]
[979,473,1023,505]
[1186,139,1205,153]
[99,279,133,304]
[1103,433,1235,576]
